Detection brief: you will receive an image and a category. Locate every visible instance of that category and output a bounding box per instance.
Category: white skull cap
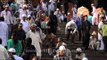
[76,48,82,52]
[22,14,27,17]
[67,12,70,15]
[56,8,59,11]
[8,48,16,53]
[30,23,37,27]
[82,57,88,60]
[59,45,66,51]
[23,4,27,8]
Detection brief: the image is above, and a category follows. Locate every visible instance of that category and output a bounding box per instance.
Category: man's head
[18,23,23,29]
[8,48,16,56]
[16,18,21,23]
[91,3,95,7]
[91,31,96,37]
[58,45,66,56]
[76,48,82,55]
[83,15,88,21]
[4,4,9,11]
[22,14,27,21]
[22,4,27,10]
[26,38,32,46]
[30,23,37,32]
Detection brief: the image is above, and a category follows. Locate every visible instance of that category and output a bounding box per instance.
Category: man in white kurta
[1,5,13,25]
[21,14,30,33]
[26,24,42,58]
[0,17,8,46]
[18,4,29,20]
[1,5,13,37]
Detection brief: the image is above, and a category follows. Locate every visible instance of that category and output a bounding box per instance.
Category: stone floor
[41,23,107,60]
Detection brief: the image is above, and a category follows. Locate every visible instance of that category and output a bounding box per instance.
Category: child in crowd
[88,31,101,50]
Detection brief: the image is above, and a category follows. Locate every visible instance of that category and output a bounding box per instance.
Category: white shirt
[42,2,47,12]
[48,3,55,11]
[92,6,98,17]
[18,9,28,20]
[65,20,77,34]
[0,45,9,60]
[66,20,77,30]
[21,20,30,33]
[13,55,23,60]
[1,10,13,24]
[26,30,42,56]
[0,21,8,46]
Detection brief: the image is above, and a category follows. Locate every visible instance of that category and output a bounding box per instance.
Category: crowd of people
[0,0,107,60]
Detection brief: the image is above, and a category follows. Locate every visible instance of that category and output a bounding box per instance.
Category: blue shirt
[88,15,92,24]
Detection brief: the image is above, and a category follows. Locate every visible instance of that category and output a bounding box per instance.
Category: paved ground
[41,23,107,60]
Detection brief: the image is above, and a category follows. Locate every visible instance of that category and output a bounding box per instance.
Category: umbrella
[77,6,89,16]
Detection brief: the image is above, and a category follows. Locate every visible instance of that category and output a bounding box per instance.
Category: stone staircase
[41,23,107,60]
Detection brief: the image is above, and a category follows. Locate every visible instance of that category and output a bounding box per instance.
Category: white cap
[22,14,27,17]
[59,45,66,51]
[76,48,82,52]
[23,4,27,8]
[91,3,94,6]
[67,12,70,15]
[56,8,59,11]
[82,57,88,60]
[8,48,16,53]
[49,0,52,2]
[27,15,31,18]
[30,23,37,27]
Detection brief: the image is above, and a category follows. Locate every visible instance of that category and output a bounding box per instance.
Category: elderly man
[0,17,8,47]
[8,48,23,60]
[75,48,88,60]
[54,45,71,60]
[26,23,45,59]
